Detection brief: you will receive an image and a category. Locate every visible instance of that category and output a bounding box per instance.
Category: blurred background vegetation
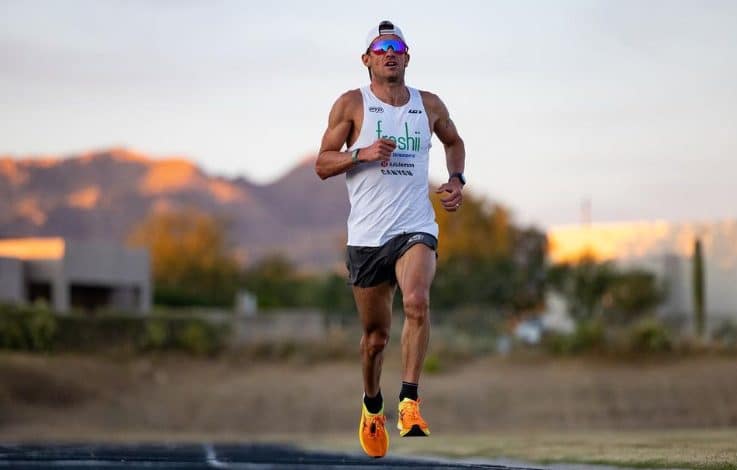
[123,190,550,316]
[3,189,736,359]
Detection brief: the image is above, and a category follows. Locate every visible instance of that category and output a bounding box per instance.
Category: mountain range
[0,148,349,270]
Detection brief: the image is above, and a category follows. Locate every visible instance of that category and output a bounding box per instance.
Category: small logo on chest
[408,109,423,114]
[369,106,384,113]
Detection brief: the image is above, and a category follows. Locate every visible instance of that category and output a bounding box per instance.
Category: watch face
[451,173,465,185]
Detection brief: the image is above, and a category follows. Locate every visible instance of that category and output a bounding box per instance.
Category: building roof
[0,237,65,260]
[548,219,737,264]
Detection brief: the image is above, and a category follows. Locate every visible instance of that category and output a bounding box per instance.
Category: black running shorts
[346,232,438,287]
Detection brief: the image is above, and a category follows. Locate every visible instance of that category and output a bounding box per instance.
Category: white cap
[365,20,407,50]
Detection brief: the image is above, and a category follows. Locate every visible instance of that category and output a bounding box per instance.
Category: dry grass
[1,350,736,468]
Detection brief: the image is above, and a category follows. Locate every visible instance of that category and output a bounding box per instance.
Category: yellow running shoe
[397,397,430,436]
[358,402,389,458]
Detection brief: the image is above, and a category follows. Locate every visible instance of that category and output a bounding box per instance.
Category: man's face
[362,35,410,82]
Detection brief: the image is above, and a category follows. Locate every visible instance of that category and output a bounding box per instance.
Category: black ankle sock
[363,390,383,414]
[399,381,418,401]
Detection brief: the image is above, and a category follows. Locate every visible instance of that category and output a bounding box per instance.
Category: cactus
[692,238,705,338]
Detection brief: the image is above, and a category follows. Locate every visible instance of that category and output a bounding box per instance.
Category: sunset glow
[0,237,65,260]
[548,220,737,265]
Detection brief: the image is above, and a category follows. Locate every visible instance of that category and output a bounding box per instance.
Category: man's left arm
[427,93,465,212]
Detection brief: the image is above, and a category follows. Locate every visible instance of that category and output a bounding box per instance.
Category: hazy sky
[1,0,736,228]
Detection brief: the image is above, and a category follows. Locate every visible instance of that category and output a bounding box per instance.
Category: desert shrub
[24,306,57,351]
[174,319,224,356]
[139,316,228,355]
[569,319,606,352]
[0,309,27,349]
[0,303,229,355]
[712,320,737,349]
[627,317,672,353]
[544,319,605,355]
[0,303,57,351]
[139,318,170,350]
[423,353,442,374]
[54,315,144,351]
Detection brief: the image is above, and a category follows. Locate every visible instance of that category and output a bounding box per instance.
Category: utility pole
[581,197,591,227]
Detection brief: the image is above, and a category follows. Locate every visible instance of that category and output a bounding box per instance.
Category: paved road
[0,443,542,469]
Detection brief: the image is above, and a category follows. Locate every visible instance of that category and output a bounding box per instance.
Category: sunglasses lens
[370,38,407,54]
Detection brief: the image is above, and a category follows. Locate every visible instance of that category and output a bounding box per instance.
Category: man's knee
[403,290,429,322]
[363,328,389,356]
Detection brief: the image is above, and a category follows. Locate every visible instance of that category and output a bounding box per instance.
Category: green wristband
[351,148,360,163]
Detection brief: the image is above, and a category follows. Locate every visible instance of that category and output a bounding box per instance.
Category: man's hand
[357,138,396,162]
[435,179,464,212]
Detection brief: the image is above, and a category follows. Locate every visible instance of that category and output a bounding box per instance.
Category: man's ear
[405,53,410,68]
[362,53,370,67]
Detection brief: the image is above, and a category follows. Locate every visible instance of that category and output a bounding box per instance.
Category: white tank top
[345,86,438,246]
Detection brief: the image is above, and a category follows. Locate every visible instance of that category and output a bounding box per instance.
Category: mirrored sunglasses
[368,38,408,55]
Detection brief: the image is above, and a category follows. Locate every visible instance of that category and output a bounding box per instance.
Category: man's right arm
[315,92,359,180]
[315,91,396,180]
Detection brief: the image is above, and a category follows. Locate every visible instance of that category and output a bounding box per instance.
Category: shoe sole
[398,424,430,437]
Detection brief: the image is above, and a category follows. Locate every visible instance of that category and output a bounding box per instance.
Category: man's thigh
[395,244,437,295]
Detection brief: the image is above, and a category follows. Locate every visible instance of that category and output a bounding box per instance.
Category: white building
[0,238,150,314]
[548,219,737,330]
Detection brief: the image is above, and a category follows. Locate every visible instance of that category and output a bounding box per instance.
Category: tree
[241,254,301,309]
[693,238,706,337]
[128,209,241,307]
[510,227,548,311]
[315,272,356,315]
[429,189,547,312]
[431,190,512,263]
[547,258,617,322]
[604,270,664,324]
[549,259,664,324]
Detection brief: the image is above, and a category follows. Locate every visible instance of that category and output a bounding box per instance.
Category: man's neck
[370,80,409,106]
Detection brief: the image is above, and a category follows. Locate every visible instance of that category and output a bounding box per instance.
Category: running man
[315,20,466,458]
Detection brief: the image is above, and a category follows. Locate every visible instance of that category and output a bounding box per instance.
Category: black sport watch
[449,172,466,186]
